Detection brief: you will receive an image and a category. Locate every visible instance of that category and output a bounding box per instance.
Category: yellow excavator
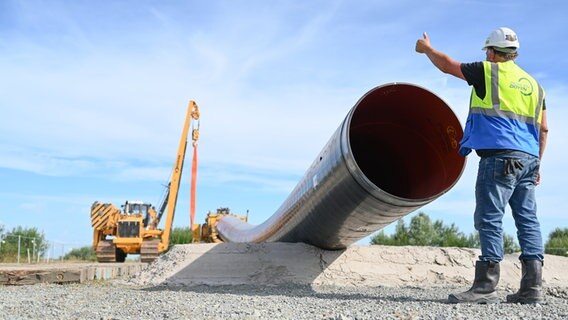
[192,207,248,243]
[90,101,200,263]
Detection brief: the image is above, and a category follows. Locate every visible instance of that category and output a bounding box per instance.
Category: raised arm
[415,32,465,80]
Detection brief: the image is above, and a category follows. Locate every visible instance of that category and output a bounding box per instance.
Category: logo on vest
[509,77,533,96]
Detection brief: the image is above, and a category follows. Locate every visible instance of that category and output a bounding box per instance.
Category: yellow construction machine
[192,207,248,243]
[90,101,200,263]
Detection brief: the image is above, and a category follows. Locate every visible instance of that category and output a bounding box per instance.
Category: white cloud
[1,1,567,246]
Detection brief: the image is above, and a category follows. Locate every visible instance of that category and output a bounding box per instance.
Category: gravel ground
[1,282,567,320]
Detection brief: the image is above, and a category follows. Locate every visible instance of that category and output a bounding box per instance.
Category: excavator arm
[156,100,200,252]
[91,100,200,263]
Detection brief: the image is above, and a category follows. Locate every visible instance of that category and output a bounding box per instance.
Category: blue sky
[1,1,567,254]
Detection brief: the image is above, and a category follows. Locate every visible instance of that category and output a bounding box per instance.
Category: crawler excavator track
[96,240,119,263]
[140,239,161,263]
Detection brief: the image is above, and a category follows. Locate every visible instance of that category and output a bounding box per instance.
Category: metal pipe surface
[217,83,465,249]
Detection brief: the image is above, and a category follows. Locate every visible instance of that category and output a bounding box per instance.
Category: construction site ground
[2,243,568,320]
[2,243,567,289]
[123,243,568,289]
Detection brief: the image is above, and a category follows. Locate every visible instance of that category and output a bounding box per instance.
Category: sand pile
[124,243,568,290]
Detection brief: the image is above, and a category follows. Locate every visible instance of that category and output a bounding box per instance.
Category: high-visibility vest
[459,60,545,157]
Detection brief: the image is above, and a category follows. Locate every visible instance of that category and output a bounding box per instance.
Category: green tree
[372,230,395,246]
[466,233,480,248]
[435,221,471,247]
[372,212,471,247]
[545,228,568,257]
[370,212,520,253]
[503,233,521,254]
[170,226,193,246]
[0,226,48,263]
[407,213,436,246]
[392,219,409,245]
[64,246,97,261]
[0,224,6,258]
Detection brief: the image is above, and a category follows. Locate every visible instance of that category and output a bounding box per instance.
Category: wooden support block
[0,269,83,285]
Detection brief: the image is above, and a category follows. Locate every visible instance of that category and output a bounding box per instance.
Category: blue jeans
[474,151,544,262]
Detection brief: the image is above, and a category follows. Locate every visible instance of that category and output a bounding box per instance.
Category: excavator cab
[123,201,151,215]
[122,201,156,228]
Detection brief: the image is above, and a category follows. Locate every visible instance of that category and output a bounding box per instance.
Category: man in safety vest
[415,27,549,304]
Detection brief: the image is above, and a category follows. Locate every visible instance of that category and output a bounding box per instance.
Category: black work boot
[506,260,545,304]
[448,261,500,304]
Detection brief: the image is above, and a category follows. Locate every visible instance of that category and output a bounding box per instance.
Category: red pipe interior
[349,84,465,200]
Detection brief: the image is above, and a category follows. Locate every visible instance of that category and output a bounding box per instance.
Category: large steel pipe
[217,83,465,249]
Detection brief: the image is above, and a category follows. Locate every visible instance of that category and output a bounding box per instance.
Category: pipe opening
[349,84,465,200]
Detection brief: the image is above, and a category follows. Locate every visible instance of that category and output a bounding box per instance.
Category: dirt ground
[124,243,568,289]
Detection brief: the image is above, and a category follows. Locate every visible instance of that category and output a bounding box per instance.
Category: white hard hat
[482,27,519,52]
